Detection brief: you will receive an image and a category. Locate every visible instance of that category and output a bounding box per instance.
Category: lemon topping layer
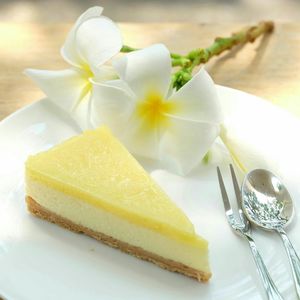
[26,127,207,248]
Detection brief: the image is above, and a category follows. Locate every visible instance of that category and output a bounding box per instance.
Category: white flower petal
[121,117,160,160]
[71,94,92,130]
[113,44,172,99]
[24,68,89,112]
[159,115,220,175]
[92,65,119,83]
[90,80,134,134]
[75,16,122,71]
[61,6,104,67]
[168,68,222,123]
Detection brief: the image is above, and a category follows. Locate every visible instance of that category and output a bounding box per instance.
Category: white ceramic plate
[0,86,299,300]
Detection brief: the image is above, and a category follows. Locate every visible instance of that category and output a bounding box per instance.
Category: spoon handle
[277,228,300,298]
[244,234,284,300]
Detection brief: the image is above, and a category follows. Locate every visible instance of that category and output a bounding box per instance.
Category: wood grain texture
[1,22,300,120]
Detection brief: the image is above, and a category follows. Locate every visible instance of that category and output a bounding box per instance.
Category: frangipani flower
[91,44,223,175]
[25,6,122,129]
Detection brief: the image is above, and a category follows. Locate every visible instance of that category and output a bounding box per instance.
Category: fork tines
[217,165,249,231]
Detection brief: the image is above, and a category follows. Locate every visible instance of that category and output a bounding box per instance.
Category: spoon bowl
[242,169,294,230]
[242,168,300,298]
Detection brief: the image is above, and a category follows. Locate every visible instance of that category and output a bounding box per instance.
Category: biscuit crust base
[26,196,211,282]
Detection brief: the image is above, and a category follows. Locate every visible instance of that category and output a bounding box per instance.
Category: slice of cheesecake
[25,127,211,282]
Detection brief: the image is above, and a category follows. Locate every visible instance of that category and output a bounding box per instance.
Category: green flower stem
[172,21,274,89]
[120,45,138,53]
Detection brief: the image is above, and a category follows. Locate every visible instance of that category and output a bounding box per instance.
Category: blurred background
[0,0,299,23]
[1,0,300,120]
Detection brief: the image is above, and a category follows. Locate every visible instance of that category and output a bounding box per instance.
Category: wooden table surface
[1,22,300,121]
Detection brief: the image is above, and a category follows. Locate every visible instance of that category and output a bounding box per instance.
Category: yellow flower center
[72,66,93,112]
[79,67,94,100]
[136,91,176,130]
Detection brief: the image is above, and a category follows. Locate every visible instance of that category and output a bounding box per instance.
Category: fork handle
[277,228,300,298]
[244,234,284,300]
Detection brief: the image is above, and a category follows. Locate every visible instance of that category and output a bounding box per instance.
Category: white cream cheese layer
[26,178,210,273]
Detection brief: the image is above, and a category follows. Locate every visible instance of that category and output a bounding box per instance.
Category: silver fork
[217,165,284,300]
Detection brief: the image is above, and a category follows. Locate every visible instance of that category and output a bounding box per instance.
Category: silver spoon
[242,169,300,298]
